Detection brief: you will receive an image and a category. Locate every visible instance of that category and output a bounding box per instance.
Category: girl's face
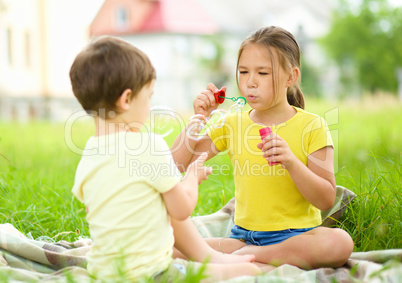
[238,43,290,111]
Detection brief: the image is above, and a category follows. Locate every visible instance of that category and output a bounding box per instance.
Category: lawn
[0,96,401,254]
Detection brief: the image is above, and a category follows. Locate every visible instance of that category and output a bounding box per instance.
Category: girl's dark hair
[236,26,305,109]
[69,36,156,117]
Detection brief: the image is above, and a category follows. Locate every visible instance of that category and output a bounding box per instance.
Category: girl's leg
[204,237,247,254]
[202,262,262,282]
[171,218,255,264]
[165,259,264,283]
[203,237,276,273]
[232,227,354,269]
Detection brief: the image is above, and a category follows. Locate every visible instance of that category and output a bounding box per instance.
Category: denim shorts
[229,225,317,246]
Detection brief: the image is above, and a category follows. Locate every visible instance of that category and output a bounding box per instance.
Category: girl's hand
[257,133,297,169]
[185,152,213,184]
[193,83,226,117]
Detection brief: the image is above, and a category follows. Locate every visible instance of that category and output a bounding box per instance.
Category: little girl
[172,26,354,269]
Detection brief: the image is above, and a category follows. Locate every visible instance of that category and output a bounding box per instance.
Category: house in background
[0,0,103,121]
[0,0,336,121]
[90,0,220,114]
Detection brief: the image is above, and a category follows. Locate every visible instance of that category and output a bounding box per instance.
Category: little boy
[69,36,259,281]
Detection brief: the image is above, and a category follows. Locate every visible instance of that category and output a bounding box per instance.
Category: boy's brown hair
[69,36,156,117]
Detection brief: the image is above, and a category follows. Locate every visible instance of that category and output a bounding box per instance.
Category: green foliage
[320,0,402,94]
[337,154,401,251]
[301,56,322,98]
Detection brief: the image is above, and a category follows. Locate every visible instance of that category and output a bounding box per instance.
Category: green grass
[0,122,91,240]
[0,96,401,280]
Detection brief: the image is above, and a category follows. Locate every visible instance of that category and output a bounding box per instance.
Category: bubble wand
[214,88,247,105]
[186,88,248,141]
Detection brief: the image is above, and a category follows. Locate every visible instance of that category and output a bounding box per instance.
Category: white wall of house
[121,33,245,114]
[0,0,103,121]
[0,0,42,97]
[42,0,103,97]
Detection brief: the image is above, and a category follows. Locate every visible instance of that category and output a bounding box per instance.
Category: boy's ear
[286,67,300,87]
[116,89,132,111]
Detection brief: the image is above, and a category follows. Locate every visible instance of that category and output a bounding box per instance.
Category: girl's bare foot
[207,250,255,264]
[173,246,255,263]
[253,262,276,273]
[204,262,261,283]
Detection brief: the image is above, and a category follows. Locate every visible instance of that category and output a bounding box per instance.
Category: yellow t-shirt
[72,132,182,280]
[208,107,333,231]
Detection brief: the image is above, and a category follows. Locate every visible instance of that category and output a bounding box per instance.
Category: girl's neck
[250,102,296,126]
[94,117,140,137]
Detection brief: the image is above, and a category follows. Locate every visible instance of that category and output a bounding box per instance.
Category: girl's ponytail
[287,84,305,109]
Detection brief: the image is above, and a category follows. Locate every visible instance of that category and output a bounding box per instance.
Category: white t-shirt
[72,132,182,280]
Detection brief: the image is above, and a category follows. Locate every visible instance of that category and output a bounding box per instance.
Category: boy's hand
[186,152,212,184]
[163,152,212,220]
[193,83,226,117]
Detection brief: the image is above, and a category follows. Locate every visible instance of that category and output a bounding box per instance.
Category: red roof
[90,0,217,36]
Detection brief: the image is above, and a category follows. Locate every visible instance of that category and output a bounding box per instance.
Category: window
[115,6,129,30]
[25,31,31,67]
[7,27,13,66]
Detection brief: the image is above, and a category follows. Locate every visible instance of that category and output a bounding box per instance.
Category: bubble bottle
[259,127,279,166]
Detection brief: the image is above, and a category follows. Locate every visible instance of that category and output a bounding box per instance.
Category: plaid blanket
[1,206,401,282]
[0,223,91,282]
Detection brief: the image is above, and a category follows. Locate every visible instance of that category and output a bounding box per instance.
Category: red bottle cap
[259,127,272,139]
[214,88,226,104]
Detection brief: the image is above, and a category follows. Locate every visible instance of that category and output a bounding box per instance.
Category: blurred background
[0,0,401,121]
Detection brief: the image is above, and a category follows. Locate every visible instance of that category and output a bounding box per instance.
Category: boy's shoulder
[80,132,169,155]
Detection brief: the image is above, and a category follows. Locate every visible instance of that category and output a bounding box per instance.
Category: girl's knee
[311,227,353,268]
[327,228,354,267]
[332,228,354,251]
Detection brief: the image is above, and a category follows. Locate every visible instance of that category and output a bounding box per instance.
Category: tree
[320,0,402,95]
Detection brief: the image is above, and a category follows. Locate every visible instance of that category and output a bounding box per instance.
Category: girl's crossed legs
[206,225,354,270]
[170,218,262,281]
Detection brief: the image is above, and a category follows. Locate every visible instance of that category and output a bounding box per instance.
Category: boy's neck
[94,117,141,136]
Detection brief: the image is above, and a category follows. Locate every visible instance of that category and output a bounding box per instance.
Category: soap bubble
[148,106,177,137]
[186,114,207,141]
[185,98,247,141]
[209,109,227,129]
[228,98,246,114]
[186,110,227,141]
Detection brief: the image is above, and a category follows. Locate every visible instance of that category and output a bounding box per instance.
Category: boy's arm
[171,128,219,173]
[171,83,222,172]
[170,125,198,172]
[162,153,212,220]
